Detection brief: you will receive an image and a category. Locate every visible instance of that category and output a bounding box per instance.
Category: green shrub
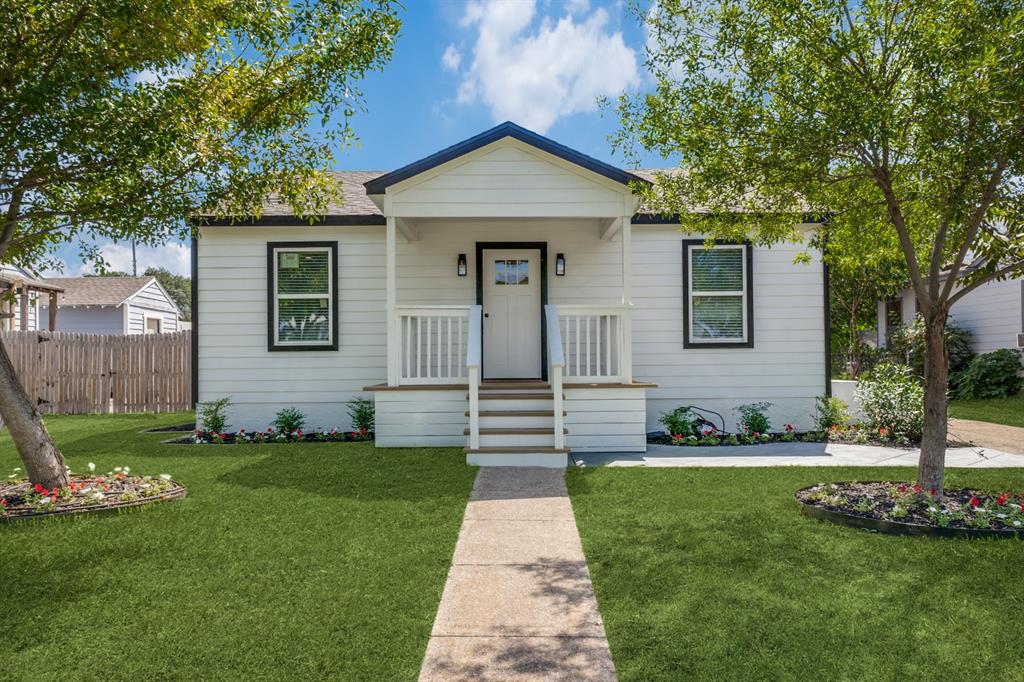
[659,406,699,437]
[855,363,924,442]
[886,317,974,379]
[814,396,850,432]
[952,349,1024,399]
[346,397,375,433]
[271,407,306,434]
[197,396,231,433]
[735,402,772,435]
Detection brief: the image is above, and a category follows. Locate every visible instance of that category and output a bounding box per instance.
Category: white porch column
[386,216,399,386]
[621,214,633,383]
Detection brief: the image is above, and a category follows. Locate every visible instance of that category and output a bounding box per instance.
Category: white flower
[88,463,96,472]
[81,487,92,494]
[996,513,1007,519]
[928,506,938,512]
[92,492,104,500]
[38,497,52,505]
[123,467,130,474]
[139,483,150,489]
[114,467,122,473]
[159,474,172,481]
[13,467,20,472]
[7,474,15,479]
[1014,521,1022,527]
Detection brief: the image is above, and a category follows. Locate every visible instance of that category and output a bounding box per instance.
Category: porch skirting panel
[564,386,647,452]
[374,388,469,448]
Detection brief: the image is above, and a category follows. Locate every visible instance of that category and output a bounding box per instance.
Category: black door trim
[475,242,548,381]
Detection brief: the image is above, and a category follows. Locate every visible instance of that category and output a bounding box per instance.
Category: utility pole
[132,240,137,276]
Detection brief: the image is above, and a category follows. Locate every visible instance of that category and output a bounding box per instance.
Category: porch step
[467,410,565,417]
[464,446,570,469]
[475,392,554,400]
[467,427,567,449]
[479,380,550,391]
[463,428,569,435]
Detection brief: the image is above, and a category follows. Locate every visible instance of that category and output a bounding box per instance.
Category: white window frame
[269,243,337,351]
[684,242,752,347]
[143,313,162,334]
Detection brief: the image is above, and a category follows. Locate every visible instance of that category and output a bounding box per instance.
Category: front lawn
[949,392,1024,428]
[0,413,475,681]
[566,466,1024,681]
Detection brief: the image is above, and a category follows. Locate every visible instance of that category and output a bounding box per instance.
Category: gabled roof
[0,266,63,293]
[44,276,159,307]
[363,121,648,195]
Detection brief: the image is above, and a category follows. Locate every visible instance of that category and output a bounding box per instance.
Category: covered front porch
[367,216,651,465]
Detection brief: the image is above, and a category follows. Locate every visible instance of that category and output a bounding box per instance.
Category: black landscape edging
[796,487,1024,540]
[1,484,187,524]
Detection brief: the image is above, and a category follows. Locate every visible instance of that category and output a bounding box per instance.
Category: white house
[193,122,828,466]
[0,266,63,331]
[42,276,184,335]
[877,273,1024,354]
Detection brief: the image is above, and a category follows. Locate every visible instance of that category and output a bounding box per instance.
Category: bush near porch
[566,466,1024,681]
[0,413,475,680]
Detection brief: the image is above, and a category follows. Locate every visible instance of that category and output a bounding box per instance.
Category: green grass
[566,466,1024,681]
[949,392,1024,428]
[0,413,475,681]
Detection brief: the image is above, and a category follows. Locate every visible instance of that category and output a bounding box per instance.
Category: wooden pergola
[0,270,63,331]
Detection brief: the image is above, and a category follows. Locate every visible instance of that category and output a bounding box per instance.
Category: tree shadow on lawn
[219,445,478,503]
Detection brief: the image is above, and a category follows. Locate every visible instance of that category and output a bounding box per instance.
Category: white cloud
[565,0,591,13]
[92,242,191,277]
[454,0,639,132]
[441,44,463,72]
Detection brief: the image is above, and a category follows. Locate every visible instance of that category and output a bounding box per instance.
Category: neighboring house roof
[363,121,648,195]
[43,276,182,316]
[0,266,64,293]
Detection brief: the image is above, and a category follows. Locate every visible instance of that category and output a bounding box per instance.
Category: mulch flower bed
[143,423,196,433]
[649,424,916,448]
[796,482,1024,538]
[2,465,185,522]
[176,428,374,445]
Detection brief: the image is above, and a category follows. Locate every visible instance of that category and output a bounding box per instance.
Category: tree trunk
[916,311,949,495]
[0,336,68,489]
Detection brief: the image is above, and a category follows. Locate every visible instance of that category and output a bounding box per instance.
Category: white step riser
[479,433,555,448]
[467,452,568,468]
[478,398,552,411]
[479,415,553,429]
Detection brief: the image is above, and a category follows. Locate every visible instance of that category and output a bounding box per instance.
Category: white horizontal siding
[565,387,647,452]
[374,389,467,447]
[949,277,1023,354]
[12,293,39,331]
[633,226,826,432]
[387,143,633,218]
[127,281,180,334]
[196,225,386,430]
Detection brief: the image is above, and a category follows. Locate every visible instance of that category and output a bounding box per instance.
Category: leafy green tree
[0,0,400,488]
[618,0,1024,495]
[145,267,191,321]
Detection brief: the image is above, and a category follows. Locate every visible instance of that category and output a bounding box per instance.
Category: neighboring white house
[0,266,64,331]
[193,122,828,466]
[877,273,1024,354]
[41,276,184,335]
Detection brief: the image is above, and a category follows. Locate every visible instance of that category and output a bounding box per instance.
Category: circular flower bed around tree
[176,428,373,445]
[796,482,1024,539]
[1,464,185,522]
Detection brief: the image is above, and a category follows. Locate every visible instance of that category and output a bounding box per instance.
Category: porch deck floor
[418,468,616,682]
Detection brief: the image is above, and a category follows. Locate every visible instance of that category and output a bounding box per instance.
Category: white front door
[482,249,542,379]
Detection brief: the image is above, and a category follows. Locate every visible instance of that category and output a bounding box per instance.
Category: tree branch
[948,259,1024,305]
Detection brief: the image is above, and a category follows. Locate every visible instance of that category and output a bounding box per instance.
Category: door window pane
[494,259,529,286]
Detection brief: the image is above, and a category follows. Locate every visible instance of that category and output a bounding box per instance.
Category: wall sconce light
[457,253,467,277]
[555,253,566,276]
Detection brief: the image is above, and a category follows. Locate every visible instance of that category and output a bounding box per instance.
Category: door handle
[484,313,489,318]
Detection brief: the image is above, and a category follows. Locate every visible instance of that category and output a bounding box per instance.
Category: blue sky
[52,0,662,277]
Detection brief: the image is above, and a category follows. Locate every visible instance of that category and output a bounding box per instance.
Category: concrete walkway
[419,468,616,682]
[948,418,1024,455]
[573,441,1024,468]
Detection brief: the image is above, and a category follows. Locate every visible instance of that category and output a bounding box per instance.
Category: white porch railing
[545,305,566,449]
[466,305,482,450]
[396,305,472,384]
[557,304,632,383]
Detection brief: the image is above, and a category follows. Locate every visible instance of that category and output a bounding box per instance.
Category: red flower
[34,483,43,493]
[996,494,1009,506]
[753,432,761,438]
[899,483,907,493]
[0,498,7,507]
[785,423,794,433]
[929,488,936,496]
[912,484,922,494]
[878,427,889,435]
[970,496,981,507]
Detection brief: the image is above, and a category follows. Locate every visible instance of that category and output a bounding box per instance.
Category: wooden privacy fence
[0,330,191,414]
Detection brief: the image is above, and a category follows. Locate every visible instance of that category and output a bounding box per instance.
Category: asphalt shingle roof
[43,276,155,306]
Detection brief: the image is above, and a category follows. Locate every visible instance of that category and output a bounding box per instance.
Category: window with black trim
[267,242,338,351]
[682,241,753,348]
